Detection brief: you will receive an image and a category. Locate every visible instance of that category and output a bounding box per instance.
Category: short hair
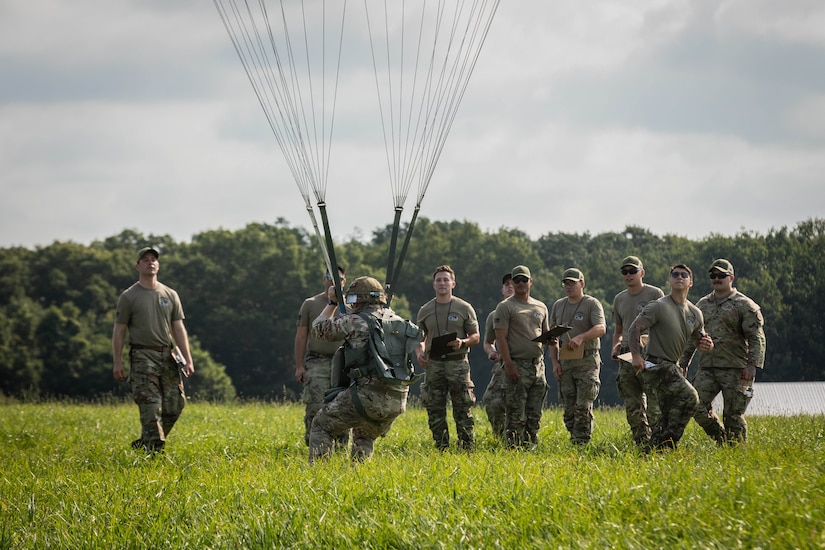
[325,264,346,279]
[432,265,456,280]
[670,263,693,280]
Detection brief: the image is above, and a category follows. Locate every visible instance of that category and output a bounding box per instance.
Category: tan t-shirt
[115,282,183,347]
[635,295,705,363]
[612,284,664,343]
[417,296,479,352]
[493,296,549,360]
[297,292,345,356]
[549,295,605,352]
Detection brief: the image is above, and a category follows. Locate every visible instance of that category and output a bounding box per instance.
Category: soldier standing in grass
[415,265,480,450]
[482,273,515,439]
[682,259,766,444]
[112,247,195,453]
[294,265,350,448]
[610,256,664,449]
[629,264,714,450]
[548,268,606,446]
[494,265,550,449]
[309,276,423,462]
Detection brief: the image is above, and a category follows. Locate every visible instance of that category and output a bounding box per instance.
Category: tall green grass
[1,401,823,549]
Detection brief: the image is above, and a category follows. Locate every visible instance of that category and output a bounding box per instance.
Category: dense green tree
[0,297,45,397]
[1,218,823,401]
[174,222,312,398]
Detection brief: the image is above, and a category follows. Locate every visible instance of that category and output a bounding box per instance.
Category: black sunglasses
[709,272,729,279]
[621,267,639,275]
[513,275,529,284]
[670,271,690,279]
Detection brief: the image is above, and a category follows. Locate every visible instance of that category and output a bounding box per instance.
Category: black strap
[131,344,170,352]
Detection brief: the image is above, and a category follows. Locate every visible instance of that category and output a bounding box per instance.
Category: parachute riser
[384,206,404,299]
[317,201,346,314]
[386,203,421,306]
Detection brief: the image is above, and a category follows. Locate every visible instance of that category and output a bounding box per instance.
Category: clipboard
[532,325,572,343]
[616,335,650,363]
[430,332,458,360]
[559,345,585,360]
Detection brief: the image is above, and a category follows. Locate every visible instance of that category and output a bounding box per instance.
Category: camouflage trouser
[301,355,350,448]
[129,349,186,451]
[309,377,408,462]
[558,354,601,444]
[420,359,476,449]
[482,362,506,439]
[692,367,752,443]
[503,358,548,449]
[616,359,660,446]
[640,360,699,448]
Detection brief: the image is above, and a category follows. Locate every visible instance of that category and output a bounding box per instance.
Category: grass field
[1,401,824,549]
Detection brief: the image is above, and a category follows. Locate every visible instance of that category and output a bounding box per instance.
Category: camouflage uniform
[633,295,704,449]
[493,294,550,449]
[639,360,699,448]
[296,292,349,447]
[309,302,420,462]
[550,294,605,445]
[129,349,186,451]
[310,375,408,461]
[482,309,506,438]
[557,353,601,444]
[417,296,478,450]
[685,289,766,443]
[612,284,664,447]
[115,281,187,452]
[503,357,548,447]
[420,358,476,449]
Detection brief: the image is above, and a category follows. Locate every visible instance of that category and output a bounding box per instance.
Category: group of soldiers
[295,256,766,460]
[111,246,765,461]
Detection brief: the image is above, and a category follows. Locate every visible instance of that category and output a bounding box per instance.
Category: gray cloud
[1,0,823,248]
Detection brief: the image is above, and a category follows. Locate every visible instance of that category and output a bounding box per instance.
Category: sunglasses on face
[709,272,729,280]
[621,267,639,275]
[512,275,529,284]
[562,280,580,286]
[670,271,690,279]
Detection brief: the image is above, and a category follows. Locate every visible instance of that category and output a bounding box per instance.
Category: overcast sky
[2,0,824,250]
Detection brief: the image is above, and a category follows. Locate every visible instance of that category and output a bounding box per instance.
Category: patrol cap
[709,258,734,275]
[137,247,159,262]
[621,256,643,269]
[562,268,584,281]
[511,265,531,279]
[501,273,513,284]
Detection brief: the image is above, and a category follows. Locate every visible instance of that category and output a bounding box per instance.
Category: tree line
[1,217,822,403]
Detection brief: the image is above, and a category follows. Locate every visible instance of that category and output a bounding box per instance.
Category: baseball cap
[562,268,584,281]
[621,256,643,269]
[137,247,159,262]
[512,265,531,279]
[501,273,513,284]
[709,258,734,275]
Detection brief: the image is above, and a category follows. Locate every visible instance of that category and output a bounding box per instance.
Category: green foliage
[0,403,823,548]
[1,218,824,401]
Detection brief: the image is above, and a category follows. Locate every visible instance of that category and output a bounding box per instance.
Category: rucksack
[354,309,424,385]
[324,308,423,403]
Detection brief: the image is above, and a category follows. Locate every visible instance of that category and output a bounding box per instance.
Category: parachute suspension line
[363,0,500,297]
[214,0,349,278]
[364,2,404,211]
[414,0,501,206]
